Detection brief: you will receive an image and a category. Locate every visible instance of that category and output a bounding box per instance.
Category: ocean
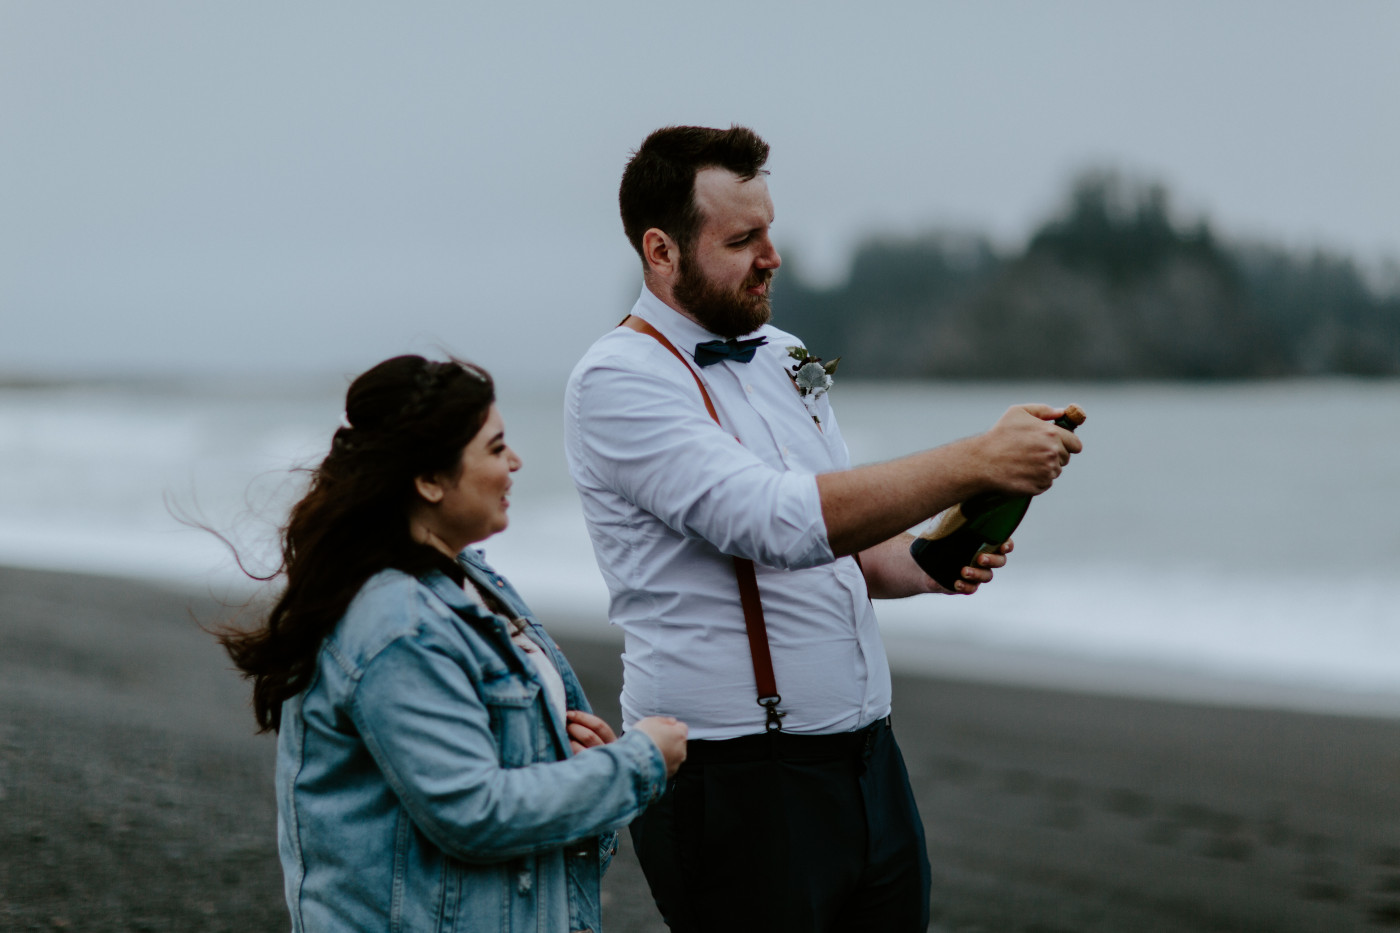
[2,376,1396,716]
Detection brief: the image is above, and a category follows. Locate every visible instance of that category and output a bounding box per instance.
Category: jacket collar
[419,555,576,757]
[417,560,482,617]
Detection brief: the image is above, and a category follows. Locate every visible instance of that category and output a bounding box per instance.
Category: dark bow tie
[693,336,768,367]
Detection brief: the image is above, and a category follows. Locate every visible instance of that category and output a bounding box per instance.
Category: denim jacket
[276,548,667,932]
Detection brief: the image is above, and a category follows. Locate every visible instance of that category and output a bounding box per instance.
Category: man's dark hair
[619,125,770,260]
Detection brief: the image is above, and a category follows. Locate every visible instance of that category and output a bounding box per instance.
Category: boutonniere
[785,346,840,425]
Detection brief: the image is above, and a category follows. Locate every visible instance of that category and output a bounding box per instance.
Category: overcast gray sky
[3,1,1397,381]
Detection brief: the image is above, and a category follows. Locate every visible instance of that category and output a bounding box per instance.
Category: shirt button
[744,384,754,393]
[781,445,790,456]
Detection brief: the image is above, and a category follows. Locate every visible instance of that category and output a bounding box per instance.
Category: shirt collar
[631,286,773,365]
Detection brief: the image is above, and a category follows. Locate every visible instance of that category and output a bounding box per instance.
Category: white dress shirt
[564,287,892,740]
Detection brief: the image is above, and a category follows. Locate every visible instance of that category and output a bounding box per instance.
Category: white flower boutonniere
[786,346,840,425]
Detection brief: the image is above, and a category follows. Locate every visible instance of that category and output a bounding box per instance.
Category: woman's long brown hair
[218,355,494,732]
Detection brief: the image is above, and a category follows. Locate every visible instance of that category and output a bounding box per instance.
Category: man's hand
[944,538,1012,595]
[861,536,1013,598]
[818,404,1083,558]
[975,405,1083,497]
[566,710,618,754]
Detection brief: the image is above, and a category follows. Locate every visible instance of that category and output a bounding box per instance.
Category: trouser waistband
[684,716,892,763]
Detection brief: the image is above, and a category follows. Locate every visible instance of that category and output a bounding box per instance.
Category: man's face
[672,168,781,338]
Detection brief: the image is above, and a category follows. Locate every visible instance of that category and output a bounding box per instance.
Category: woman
[220,354,687,932]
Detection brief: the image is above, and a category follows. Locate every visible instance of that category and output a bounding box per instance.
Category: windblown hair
[219,355,495,732]
[619,124,770,260]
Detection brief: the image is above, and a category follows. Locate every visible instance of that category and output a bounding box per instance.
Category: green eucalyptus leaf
[786,346,809,362]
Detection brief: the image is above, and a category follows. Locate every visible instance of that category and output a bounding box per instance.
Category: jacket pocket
[476,668,540,768]
[565,841,601,933]
[446,859,512,933]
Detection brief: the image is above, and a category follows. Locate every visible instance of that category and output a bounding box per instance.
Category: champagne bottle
[909,405,1086,590]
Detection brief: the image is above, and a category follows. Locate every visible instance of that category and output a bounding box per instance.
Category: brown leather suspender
[619,315,786,732]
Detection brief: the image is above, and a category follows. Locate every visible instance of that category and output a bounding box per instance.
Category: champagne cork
[1058,404,1087,429]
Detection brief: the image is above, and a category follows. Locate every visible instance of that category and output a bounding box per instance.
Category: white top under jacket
[461,577,568,725]
[564,286,892,740]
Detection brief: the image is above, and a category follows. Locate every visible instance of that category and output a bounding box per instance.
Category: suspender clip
[758,695,786,733]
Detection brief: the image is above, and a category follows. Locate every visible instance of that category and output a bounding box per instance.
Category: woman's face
[415,404,522,554]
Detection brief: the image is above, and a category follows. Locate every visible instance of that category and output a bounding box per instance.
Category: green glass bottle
[909,405,1086,590]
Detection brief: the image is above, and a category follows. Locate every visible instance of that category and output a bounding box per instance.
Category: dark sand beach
[3,563,1399,932]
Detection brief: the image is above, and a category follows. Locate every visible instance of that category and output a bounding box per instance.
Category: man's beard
[672,254,774,338]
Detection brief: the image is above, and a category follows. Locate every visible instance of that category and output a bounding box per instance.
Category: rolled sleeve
[570,358,833,571]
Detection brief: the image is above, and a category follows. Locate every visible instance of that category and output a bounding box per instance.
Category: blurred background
[3,0,1397,706]
[3,1,1398,381]
[4,4,1400,930]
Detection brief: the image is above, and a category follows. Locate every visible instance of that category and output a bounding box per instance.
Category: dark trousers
[629,718,931,933]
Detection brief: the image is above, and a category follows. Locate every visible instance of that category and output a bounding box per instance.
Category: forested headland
[775,172,1400,380]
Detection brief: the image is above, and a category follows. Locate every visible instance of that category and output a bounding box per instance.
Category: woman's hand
[634,716,688,777]
[566,710,618,754]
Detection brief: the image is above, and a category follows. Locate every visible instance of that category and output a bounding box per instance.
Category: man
[564,125,1081,932]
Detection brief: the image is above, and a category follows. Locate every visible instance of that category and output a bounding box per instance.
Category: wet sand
[2,564,1398,932]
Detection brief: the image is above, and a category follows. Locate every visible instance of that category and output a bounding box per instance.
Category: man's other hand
[977,405,1083,496]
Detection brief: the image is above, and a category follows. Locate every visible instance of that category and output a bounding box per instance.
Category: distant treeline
[775,171,1400,379]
